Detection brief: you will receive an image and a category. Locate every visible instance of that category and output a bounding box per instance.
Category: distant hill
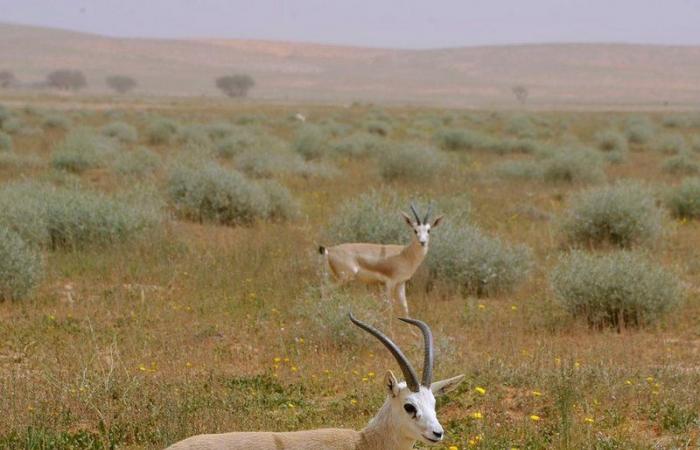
[1,22,700,108]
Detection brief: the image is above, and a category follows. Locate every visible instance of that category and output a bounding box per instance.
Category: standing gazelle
[320,204,443,317]
[166,313,464,450]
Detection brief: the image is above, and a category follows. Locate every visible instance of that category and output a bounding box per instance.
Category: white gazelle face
[402,211,444,247]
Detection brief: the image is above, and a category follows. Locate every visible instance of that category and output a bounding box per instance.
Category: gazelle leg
[397,282,409,317]
[385,282,395,336]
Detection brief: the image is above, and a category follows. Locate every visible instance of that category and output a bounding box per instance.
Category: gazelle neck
[359,399,416,450]
[402,234,428,263]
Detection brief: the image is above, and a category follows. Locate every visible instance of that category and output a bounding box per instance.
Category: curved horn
[409,203,421,225]
[349,313,420,392]
[399,317,433,386]
[423,203,433,224]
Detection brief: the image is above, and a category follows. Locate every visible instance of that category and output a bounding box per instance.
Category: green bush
[625,116,654,145]
[113,147,161,177]
[168,163,298,225]
[324,190,408,244]
[434,128,494,151]
[216,130,264,159]
[551,251,683,328]
[666,177,700,219]
[260,180,301,221]
[653,133,687,154]
[661,152,699,175]
[540,147,605,184]
[0,153,43,170]
[378,144,446,181]
[560,181,665,248]
[101,121,138,143]
[0,131,12,151]
[292,125,326,160]
[594,130,628,162]
[41,113,71,130]
[365,120,391,136]
[146,117,178,145]
[428,222,532,297]
[692,136,700,153]
[505,114,537,138]
[0,182,162,249]
[0,227,43,301]
[51,129,117,172]
[331,132,386,158]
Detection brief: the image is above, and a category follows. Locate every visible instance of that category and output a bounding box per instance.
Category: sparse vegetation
[594,130,628,162]
[551,251,683,329]
[0,226,43,301]
[146,117,179,145]
[0,131,12,151]
[540,146,605,184]
[51,128,117,172]
[625,116,654,144]
[661,152,699,175]
[102,121,138,143]
[653,133,687,154]
[292,125,326,160]
[113,147,161,177]
[560,181,665,248]
[666,177,700,219]
[378,143,446,181]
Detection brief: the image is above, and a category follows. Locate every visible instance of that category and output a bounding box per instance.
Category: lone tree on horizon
[47,70,87,91]
[216,74,255,98]
[512,85,529,105]
[106,75,137,94]
[0,71,17,88]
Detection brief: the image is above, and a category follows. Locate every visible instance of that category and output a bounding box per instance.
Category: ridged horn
[423,203,433,224]
[349,313,420,392]
[409,203,421,225]
[398,317,434,386]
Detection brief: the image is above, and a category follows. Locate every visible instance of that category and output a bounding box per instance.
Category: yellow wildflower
[530,415,541,421]
[471,411,483,419]
[475,386,486,395]
[584,417,594,424]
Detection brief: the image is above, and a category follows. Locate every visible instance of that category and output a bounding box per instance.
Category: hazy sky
[1,0,698,48]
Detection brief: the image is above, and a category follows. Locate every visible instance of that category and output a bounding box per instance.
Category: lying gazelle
[166,313,464,450]
[320,204,443,317]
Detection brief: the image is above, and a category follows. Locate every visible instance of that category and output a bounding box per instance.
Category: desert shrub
[0,182,162,249]
[594,130,628,162]
[365,120,391,136]
[540,147,605,184]
[293,289,384,348]
[319,119,352,137]
[378,144,447,181]
[625,116,654,145]
[493,160,541,180]
[146,118,179,145]
[0,227,43,300]
[434,128,494,151]
[102,121,138,143]
[661,152,699,175]
[505,114,537,138]
[331,132,386,158]
[167,163,289,225]
[292,125,326,160]
[51,129,117,172]
[113,147,161,177]
[235,149,300,178]
[666,177,700,219]
[1,117,22,134]
[215,74,255,98]
[560,181,665,248]
[551,251,683,328]
[653,133,687,154]
[259,180,301,221]
[490,138,542,155]
[41,113,70,130]
[46,70,87,90]
[325,190,407,244]
[692,136,700,153]
[662,114,693,129]
[204,122,236,141]
[105,75,137,94]
[428,222,532,296]
[178,124,212,147]
[0,131,11,151]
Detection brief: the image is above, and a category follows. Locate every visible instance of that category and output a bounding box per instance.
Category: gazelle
[320,204,443,317]
[166,313,464,450]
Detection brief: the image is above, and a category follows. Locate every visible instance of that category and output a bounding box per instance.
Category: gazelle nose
[432,430,443,440]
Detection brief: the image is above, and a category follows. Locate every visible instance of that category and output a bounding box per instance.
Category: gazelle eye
[403,404,417,416]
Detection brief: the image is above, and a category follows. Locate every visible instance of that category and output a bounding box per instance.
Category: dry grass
[1,96,699,450]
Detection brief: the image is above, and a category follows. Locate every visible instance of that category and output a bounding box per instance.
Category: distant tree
[512,85,529,105]
[0,71,16,88]
[216,74,255,98]
[106,75,137,94]
[47,70,87,91]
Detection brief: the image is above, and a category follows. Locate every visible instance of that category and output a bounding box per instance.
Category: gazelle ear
[430,374,464,397]
[400,211,415,227]
[385,370,401,397]
[431,215,444,228]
